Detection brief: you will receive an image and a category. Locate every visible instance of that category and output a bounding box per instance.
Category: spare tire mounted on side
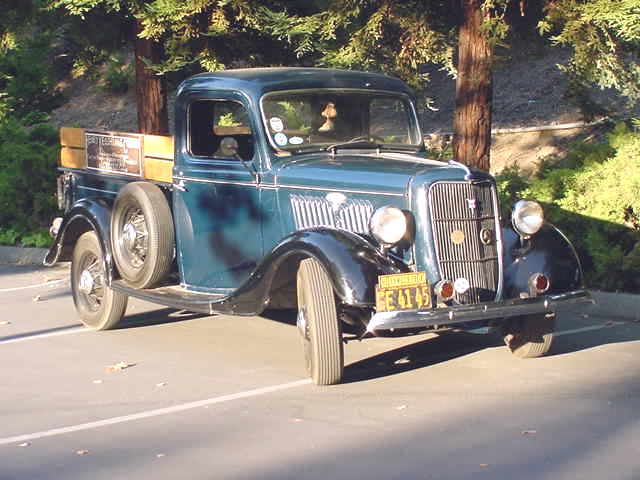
[111,181,174,289]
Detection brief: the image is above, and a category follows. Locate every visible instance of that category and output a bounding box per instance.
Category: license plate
[375,272,431,312]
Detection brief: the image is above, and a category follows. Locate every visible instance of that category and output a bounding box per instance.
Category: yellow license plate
[375,272,431,312]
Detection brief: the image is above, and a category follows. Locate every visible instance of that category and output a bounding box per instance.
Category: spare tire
[111,182,174,289]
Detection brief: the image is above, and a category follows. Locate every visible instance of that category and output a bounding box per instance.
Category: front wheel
[296,258,344,385]
[503,313,555,358]
[71,231,128,330]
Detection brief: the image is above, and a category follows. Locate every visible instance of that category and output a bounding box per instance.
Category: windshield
[261,90,422,152]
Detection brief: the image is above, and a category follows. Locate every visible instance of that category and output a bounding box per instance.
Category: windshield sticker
[289,136,304,145]
[269,117,284,132]
[274,132,288,146]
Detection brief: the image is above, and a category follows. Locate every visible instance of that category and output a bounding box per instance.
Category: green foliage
[217,112,241,127]
[0,118,60,235]
[0,226,52,247]
[0,37,65,124]
[541,0,640,103]
[496,123,640,292]
[19,228,53,248]
[101,54,134,93]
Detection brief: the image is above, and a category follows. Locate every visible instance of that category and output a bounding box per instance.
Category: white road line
[0,326,88,345]
[0,279,67,293]
[0,379,312,446]
[555,321,627,337]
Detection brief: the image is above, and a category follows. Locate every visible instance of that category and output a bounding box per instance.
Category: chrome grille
[291,194,374,234]
[429,181,501,304]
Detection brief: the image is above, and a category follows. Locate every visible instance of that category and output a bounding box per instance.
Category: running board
[111,280,225,315]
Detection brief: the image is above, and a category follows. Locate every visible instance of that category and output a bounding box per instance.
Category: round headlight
[369,206,407,245]
[512,200,544,237]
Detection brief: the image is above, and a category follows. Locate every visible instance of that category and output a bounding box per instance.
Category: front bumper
[366,289,594,334]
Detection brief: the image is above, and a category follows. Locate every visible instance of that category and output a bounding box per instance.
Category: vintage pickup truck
[46,67,592,385]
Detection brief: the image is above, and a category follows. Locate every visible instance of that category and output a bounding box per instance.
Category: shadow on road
[343,332,500,384]
[115,307,207,329]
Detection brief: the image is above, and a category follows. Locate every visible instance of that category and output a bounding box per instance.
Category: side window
[188,100,254,161]
[369,98,411,144]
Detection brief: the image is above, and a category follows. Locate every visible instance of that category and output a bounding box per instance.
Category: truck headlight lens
[512,200,544,237]
[369,206,407,246]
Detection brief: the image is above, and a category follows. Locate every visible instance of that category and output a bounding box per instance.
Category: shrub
[496,122,640,292]
[101,54,134,94]
[0,37,64,124]
[0,118,60,236]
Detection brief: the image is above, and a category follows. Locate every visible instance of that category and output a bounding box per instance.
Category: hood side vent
[291,194,373,234]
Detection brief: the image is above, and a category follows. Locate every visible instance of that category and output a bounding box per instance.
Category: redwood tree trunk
[134,19,169,135]
[453,0,493,171]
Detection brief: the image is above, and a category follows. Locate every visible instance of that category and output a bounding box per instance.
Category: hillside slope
[49,46,637,175]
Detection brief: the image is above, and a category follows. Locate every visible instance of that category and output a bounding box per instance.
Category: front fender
[216,228,407,315]
[44,198,115,281]
[502,223,584,299]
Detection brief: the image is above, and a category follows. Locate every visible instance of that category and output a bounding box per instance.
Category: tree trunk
[453,0,493,171]
[134,19,169,135]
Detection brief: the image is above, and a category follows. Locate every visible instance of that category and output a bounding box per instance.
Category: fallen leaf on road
[105,361,135,372]
[0,321,10,326]
[17,442,30,447]
[75,449,90,455]
[521,430,537,436]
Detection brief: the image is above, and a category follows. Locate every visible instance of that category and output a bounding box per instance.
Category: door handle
[173,179,187,192]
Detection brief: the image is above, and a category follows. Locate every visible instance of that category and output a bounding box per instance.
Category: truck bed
[59,127,174,184]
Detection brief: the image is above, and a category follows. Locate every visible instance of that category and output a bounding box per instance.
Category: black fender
[214,228,407,315]
[502,223,584,299]
[44,198,115,282]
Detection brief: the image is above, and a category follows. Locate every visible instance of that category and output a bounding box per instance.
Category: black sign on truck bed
[85,131,143,176]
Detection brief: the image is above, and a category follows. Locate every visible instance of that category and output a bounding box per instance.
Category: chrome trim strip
[267,183,405,197]
[448,160,472,178]
[174,176,258,188]
[76,185,119,195]
[376,152,446,167]
[174,175,406,197]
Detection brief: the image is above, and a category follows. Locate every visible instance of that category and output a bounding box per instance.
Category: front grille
[429,181,501,304]
[291,194,374,233]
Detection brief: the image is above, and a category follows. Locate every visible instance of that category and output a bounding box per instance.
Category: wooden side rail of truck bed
[59,127,175,184]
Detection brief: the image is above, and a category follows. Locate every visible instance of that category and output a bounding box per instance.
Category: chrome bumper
[366,289,594,334]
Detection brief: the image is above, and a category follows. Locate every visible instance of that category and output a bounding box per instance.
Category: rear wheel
[296,258,344,385]
[71,231,128,330]
[503,313,555,358]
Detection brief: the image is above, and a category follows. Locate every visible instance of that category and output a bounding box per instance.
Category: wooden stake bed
[59,127,174,183]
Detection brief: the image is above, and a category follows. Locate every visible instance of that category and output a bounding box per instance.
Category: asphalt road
[1,263,639,480]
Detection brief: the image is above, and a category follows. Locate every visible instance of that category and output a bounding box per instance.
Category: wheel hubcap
[122,222,137,251]
[120,209,148,268]
[78,269,94,295]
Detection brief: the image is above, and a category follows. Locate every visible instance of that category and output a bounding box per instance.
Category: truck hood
[272,151,473,196]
